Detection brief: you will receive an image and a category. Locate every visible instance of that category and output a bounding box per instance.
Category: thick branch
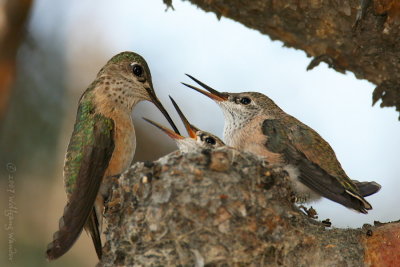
[100,148,400,266]
[185,0,400,118]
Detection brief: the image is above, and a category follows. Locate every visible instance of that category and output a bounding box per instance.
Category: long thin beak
[182,74,228,102]
[146,88,181,135]
[169,96,198,139]
[143,117,184,140]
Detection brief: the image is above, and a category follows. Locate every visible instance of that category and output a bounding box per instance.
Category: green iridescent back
[63,82,113,196]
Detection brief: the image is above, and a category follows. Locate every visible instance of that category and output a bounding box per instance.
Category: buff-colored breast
[106,111,135,176]
[225,116,283,164]
[94,86,137,197]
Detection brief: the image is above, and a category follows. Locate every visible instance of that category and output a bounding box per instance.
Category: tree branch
[185,0,400,118]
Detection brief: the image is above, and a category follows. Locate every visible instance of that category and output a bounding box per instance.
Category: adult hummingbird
[143,96,224,152]
[182,75,381,213]
[46,51,179,260]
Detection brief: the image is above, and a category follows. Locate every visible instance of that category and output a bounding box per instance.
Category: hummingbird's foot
[104,185,123,215]
[321,218,332,227]
[105,194,122,213]
[103,174,122,213]
[293,193,309,204]
[299,205,318,219]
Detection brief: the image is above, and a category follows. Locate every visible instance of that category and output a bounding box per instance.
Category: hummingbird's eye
[240,97,251,105]
[132,64,143,77]
[205,137,216,145]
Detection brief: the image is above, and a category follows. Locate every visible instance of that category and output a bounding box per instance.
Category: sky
[32,0,400,228]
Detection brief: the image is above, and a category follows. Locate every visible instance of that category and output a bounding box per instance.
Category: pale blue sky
[31,0,400,228]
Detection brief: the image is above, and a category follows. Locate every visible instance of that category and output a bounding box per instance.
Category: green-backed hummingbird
[46,51,179,260]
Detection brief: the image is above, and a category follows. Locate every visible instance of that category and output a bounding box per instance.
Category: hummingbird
[182,75,381,213]
[149,96,378,200]
[143,96,224,152]
[46,51,179,260]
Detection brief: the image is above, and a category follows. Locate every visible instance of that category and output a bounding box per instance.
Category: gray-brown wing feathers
[262,119,371,213]
[285,145,369,213]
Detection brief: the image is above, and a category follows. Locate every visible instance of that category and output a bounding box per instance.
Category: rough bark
[100,147,400,266]
[184,0,400,118]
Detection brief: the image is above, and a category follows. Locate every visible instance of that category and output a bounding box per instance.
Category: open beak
[146,88,181,135]
[143,117,184,140]
[181,74,228,102]
[169,96,198,139]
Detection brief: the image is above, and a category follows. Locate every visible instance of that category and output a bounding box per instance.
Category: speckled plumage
[183,76,381,213]
[47,51,178,261]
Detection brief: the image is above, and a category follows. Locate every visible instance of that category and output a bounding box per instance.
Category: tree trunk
[0,0,33,120]
[100,148,400,266]
[185,0,400,119]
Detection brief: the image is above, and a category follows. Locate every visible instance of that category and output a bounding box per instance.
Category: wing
[46,114,114,260]
[262,118,371,213]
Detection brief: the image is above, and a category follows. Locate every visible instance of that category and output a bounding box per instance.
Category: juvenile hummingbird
[46,51,179,260]
[143,96,224,152]
[183,75,381,213]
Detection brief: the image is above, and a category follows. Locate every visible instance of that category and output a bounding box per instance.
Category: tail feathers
[291,154,374,214]
[353,180,382,197]
[46,202,85,260]
[345,189,371,213]
[84,208,102,259]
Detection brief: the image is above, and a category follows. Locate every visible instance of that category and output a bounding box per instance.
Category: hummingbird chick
[144,96,224,152]
[183,75,381,214]
[46,52,179,260]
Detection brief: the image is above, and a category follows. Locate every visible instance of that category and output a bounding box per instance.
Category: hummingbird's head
[96,51,179,134]
[182,75,284,123]
[143,117,224,153]
[143,96,224,152]
[99,52,155,102]
[192,130,225,150]
[169,95,224,150]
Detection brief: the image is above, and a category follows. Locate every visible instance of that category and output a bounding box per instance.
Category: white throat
[219,103,257,146]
